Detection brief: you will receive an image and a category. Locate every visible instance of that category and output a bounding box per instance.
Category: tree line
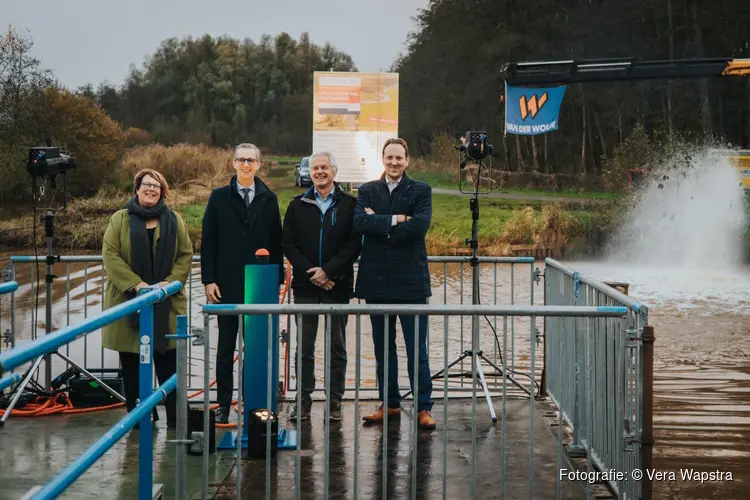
[0,28,355,201]
[394,0,750,184]
[82,33,356,154]
[4,1,750,201]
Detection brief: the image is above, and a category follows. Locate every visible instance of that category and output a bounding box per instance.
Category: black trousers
[293,289,348,404]
[216,315,240,408]
[119,350,177,424]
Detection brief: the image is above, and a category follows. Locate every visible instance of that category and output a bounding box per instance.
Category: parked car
[294,156,312,187]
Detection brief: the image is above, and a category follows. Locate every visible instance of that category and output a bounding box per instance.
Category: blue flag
[505,83,567,135]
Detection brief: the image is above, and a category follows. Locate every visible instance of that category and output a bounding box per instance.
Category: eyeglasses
[141,182,161,190]
[235,157,259,165]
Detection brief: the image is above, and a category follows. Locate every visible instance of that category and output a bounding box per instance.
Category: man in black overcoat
[200,143,284,423]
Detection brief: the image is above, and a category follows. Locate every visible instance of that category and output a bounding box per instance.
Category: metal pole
[175,315,188,500]
[641,325,655,500]
[354,314,361,500]
[295,313,302,500]
[501,315,508,500]
[10,261,16,350]
[470,194,479,499]
[511,264,515,374]
[530,264,537,499]
[203,303,629,318]
[188,267,193,384]
[44,209,54,392]
[323,313,331,500]
[83,265,88,370]
[412,314,419,500]
[202,314,211,500]
[138,298,154,500]
[541,265,548,396]
[442,316,448,500]
[382,316,389,496]
[237,314,244,500]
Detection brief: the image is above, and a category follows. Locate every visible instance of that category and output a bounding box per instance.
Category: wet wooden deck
[0,397,588,499]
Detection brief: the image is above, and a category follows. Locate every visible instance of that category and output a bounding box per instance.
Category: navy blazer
[353,173,432,301]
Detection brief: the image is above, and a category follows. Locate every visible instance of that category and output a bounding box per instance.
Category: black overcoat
[200,175,284,304]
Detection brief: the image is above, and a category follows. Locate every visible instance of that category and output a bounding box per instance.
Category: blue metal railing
[0,281,182,374]
[30,375,177,499]
[0,280,18,296]
[0,281,184,500]
[0,372,21,391]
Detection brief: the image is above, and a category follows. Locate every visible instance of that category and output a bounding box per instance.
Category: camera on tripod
[456,131,494,195]
[457,130,492,164]
[26,145,76,183]
[5,140,79,407]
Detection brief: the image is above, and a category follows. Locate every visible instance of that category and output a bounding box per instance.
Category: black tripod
[404,155,531,423]
[455,165,531,418]
[1,179,124,426]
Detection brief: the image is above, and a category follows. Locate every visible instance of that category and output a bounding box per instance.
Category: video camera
[457,130,492,164]
[26,146,76,180]
[456,130,494,195]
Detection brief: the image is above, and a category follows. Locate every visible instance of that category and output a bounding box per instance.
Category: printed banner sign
[313,72,399,183]
[504,83,567,135]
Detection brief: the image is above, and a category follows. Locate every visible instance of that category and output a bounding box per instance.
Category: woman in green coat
[102,168,193,427]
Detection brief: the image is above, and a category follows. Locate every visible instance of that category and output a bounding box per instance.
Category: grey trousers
[293,290,348,403]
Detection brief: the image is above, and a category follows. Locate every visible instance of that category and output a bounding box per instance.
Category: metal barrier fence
[1,255,539,400]
[543,258,653,500]
[0,282,183,499]
[198,302,630,500]
[0,256,653,499]
[0,280,18,358]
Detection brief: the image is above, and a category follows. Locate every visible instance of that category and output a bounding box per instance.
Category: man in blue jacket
[282,152,361,421]
[354,137,436,430]
[200,143,284,424]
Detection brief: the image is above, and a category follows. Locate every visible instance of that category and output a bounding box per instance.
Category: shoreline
[0,182,612,261]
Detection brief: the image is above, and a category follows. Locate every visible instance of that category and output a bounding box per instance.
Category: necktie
[241,188,251,207]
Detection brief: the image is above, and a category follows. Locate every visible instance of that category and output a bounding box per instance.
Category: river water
[1,250,748,498]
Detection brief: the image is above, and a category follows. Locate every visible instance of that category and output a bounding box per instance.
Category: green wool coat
[101,208,193,353]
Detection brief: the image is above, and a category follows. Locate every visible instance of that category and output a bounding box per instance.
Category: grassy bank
[408,170,617,200]
[0,145,616,257]
[182,193,610,256]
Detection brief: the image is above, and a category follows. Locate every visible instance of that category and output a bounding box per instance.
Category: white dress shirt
[387,176,402,226]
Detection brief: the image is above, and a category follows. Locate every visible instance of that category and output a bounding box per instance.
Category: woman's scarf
[126,196,177,353]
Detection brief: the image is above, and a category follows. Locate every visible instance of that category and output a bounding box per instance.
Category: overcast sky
[5,0,429,90]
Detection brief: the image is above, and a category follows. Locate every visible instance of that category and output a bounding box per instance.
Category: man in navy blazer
[354,137,436,430]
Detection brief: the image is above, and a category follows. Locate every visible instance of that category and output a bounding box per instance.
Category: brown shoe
[363,404,400,423]
[418,410,436,429]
